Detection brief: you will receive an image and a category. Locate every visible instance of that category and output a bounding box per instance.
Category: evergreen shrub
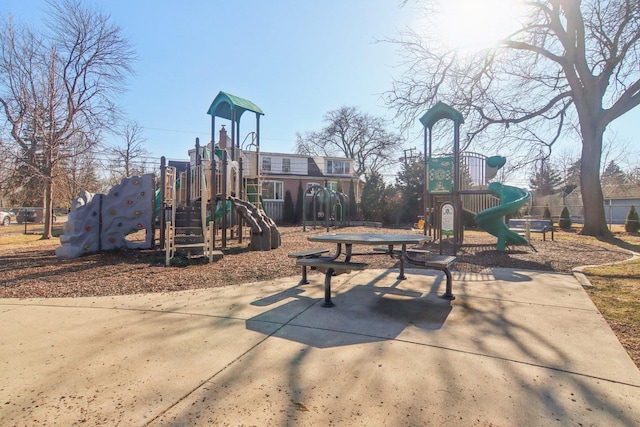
[559,206,572,230]
[283,190,295,224]
[625,205,639,233]
[543,204,552,225]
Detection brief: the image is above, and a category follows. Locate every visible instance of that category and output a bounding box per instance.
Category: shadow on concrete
[246,271,452,348]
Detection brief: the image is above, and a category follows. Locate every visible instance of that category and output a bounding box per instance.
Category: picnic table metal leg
[328,243,343,260]
[322,268,336,307]
[300,265,309,285]
[398,244,407,280]
[344,244,352,262]
[441,268,455,300]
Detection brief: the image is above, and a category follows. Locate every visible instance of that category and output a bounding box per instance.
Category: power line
[141,126,207,135]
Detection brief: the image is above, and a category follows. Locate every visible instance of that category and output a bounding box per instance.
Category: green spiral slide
[475,182,531,251]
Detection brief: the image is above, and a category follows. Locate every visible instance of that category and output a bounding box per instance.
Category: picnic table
[294,233,455,307]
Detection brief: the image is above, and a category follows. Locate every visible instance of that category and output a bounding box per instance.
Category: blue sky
[2,1,639,185]
[1,1,416,171]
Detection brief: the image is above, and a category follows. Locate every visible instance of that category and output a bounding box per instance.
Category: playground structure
[56,92,281,263]
[420,102,531,252]
[302,184,350,232]
[56,97,537,261]
[159,91,281,265]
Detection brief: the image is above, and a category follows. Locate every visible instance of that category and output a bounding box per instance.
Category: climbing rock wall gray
[56,174,155,259]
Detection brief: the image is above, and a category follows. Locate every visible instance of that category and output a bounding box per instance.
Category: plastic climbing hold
[108,237,116,243]
[137,223,143,229]
[110,209,116,215]
[85,225,91,231]
[127,200,133,205]
[135,210,141,216]
[133,179,139,185]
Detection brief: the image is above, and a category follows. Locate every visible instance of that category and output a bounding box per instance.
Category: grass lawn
[581,228,640,368]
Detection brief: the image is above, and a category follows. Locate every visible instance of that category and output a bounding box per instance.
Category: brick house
[187,129,362,223]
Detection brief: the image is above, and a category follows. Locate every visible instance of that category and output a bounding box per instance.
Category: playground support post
[423,126,431,239]
[324,180,330,232]
[238,156,244,244]
[210,114,217,249]
[210,141,217,249]
[160,156,166,250]
[222,150,228,248]
[452,122,462,252]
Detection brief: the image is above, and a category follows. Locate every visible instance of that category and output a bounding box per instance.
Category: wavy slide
[475,182,531,251]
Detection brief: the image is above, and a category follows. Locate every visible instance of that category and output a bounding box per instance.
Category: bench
[295,258,368,307]
[371,246,456,300]
[423,255,456,300]
[288,248,330,284]
[508,219,554,241]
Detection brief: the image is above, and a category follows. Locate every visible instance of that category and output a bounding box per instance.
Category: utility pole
[401,147,418,165]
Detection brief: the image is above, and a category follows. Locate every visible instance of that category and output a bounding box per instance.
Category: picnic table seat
[288,248,330,284]
[295,258,368,307]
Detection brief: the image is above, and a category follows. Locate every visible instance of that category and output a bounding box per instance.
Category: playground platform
[1,268,639,425]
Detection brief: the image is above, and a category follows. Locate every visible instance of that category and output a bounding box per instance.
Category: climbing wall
[56,174,155,259]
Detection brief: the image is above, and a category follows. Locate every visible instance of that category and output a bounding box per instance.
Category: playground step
[174,243,206,250]
[174,226,203,236]
[175,235,205,245]
[175,213,203,224]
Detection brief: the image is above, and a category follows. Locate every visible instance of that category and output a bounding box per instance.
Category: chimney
[219,125,228,149]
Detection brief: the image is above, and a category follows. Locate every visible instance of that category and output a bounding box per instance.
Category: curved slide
[475,182,531,251]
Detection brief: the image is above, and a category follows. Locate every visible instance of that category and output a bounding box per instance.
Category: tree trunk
[41,175,54,240]
[579,130,611,237]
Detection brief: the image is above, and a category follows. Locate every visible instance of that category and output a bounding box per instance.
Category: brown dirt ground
[0,225,632,299]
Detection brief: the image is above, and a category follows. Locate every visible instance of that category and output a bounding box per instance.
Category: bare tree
[0,0,135,238]
[387,0,640,237]
[103,120,149,185]
[56,134,103,205]
[295,106,404,178]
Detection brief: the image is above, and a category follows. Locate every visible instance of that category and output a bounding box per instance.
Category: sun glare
[431,0,526,52]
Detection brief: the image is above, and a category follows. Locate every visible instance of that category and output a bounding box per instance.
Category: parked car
[16,208,56,224]
[0,209,15,226]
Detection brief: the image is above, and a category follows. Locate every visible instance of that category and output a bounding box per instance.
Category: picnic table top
[307,233,429,246]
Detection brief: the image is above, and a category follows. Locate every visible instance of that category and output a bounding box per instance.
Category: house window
[326,160,350,175]
[262,180,283,200]
[262,157,271,172]
[282,158,291,173]
[326,181,338,192]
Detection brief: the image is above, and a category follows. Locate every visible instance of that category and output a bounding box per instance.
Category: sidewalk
[1,268,639,426]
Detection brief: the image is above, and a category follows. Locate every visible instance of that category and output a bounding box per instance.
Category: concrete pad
[1,268,639,426]
[150,334,640,426]
[0,303,279,425]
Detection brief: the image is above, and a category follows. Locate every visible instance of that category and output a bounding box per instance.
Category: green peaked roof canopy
[419,101,464,129]
[206,91,263,123]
